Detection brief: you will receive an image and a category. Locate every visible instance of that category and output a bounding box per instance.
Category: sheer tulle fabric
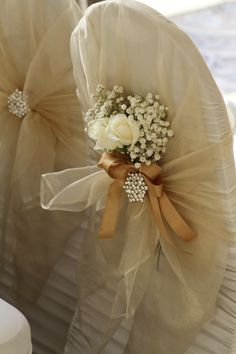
[0,0,88,300]
[42,0,236,353]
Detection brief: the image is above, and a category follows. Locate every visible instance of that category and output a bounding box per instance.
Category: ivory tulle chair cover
[0,0,88,301]
[41,0,236,353]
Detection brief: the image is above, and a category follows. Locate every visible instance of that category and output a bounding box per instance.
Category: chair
[41,0,236,353]
[0,0,85,299]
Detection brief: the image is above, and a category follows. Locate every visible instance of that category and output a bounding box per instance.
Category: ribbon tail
[99,180,124,239]
[147,185,176,247]
[160,192,196,242]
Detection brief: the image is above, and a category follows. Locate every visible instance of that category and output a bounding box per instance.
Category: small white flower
[151,133,157,139]
[151,142,157,149]
[130,99,137,107]
[96,84,105,93]
[151,123,157,130]
[154,152,161,160]
[113,85,119,92]
[167,129,174,137]
[130,152,137,159]
[139,130,145,137]
[135,162,141,169]
[146,149,153,157]
[148,106,155,113]
[161,128,167,135]
[162,137,168,144]
[126,108,133,114]
[108,92,116,99]
[140,138,146,144]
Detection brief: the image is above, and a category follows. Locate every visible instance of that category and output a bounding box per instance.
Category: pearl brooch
[8,89,30,118]
[123,172,148,203]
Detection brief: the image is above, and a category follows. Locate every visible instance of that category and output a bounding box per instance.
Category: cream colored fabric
[41,0,236,353]
[0,0,88,301]
[0,299,32,354]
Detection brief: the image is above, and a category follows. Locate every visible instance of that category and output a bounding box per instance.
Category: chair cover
[41,0,236,353]
[0,0,87,301]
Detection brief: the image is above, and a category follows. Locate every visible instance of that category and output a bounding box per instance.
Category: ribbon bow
[98,152,196,246]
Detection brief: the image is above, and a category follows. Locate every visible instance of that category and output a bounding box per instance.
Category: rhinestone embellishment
[8,89,30,118]
[123,172,148,203]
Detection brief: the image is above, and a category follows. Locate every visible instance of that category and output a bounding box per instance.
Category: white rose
[88,118,121,150]
[87,118,109,141]
[105,114,139,149]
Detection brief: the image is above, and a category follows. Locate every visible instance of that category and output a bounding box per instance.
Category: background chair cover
[0,0,88,302]
[41,0,236,353]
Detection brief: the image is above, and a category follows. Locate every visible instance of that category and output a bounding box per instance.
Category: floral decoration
[85,84,174,168]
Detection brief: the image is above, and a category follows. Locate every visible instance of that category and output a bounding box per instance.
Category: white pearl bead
[8,89,30,118]
[123,172,148,203]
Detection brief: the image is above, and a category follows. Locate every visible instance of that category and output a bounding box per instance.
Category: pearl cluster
[123,172,148,203]
[8,89,30,118]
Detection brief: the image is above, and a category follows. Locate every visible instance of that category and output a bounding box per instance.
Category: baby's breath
[85,84,174,167]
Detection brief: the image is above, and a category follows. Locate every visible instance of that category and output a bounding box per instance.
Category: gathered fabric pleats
[0,0,88,303]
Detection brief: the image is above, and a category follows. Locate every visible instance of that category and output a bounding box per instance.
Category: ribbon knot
[98,152,196,245]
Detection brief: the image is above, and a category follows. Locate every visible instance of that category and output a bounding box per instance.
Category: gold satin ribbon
[98,152,196,245]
